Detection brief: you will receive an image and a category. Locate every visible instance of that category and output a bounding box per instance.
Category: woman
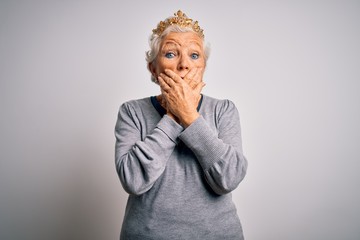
[115,10,248,239]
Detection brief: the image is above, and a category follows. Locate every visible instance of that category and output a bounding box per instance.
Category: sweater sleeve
[115,102,183,195]
[179,100,248,195]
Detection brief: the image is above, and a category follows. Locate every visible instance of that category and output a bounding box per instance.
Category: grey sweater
[115,95,248,240]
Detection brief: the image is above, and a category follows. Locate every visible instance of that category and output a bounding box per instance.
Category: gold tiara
[152,10,204,38]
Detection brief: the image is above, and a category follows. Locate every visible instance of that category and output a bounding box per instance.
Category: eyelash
[191,53,199,59]
[165,52,175,58]
[164,52,200,60]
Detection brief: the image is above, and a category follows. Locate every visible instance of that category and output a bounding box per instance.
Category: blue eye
[165,52,175,58]
[191,53,199,59]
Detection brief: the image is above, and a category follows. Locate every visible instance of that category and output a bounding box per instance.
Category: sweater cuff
[179,116,224,170]
[156,115,184,143]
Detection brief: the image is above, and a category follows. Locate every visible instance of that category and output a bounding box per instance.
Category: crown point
[152,10,204,38]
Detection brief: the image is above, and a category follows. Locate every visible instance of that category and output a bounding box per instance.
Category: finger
[193,67,204,83]
[187,68,204,89]
[160,72,178,88]
[164,69,182,83]
[160,87,167,98]
[159,74,174,88]
[158,76,171,92]
[184,68,197,81]
[160,87,171,104]
[184,68,198,87]
[193,81,206,95]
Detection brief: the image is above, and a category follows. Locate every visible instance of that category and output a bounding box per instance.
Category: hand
[183,67,205,91]
[157,94,179,122]
[158,68,205,127]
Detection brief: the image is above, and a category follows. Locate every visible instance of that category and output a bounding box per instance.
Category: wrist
[180,112,200,128]
[166,111,180,123]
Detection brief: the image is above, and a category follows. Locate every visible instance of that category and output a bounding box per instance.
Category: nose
[177,55,190,71]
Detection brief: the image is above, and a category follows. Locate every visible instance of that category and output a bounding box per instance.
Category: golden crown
[152,10,204,38]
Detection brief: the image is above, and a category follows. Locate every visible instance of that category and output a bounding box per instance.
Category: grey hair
[145,25,211,84]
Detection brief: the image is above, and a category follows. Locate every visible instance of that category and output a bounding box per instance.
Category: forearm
[115,112,183,195]
[179,116,248,195]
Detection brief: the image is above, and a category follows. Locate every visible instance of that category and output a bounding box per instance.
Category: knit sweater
[114,94,248,240]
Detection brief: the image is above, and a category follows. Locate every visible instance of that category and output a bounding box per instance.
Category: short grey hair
[146,25,211,84]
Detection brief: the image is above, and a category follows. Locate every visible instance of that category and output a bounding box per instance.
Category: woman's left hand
[158,68,205,127]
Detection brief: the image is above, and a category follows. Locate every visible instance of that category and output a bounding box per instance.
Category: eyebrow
[188,41,202,48]
[162,42,178,49]
[163,39,202,48]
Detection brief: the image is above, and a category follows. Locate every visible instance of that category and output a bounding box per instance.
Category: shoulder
[116,97,154,121]
[201,95,238,113]
[119,97,151,112]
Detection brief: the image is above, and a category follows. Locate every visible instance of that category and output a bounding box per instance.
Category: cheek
[194,57,206,68]
[195,61,205,68]
[157,58,176,70]
[155,65,164,75]
[153,63,165,76]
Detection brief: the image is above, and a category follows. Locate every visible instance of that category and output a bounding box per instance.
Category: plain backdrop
[1,0,359,239]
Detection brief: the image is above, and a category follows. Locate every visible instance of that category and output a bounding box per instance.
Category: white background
[1,0,359,239]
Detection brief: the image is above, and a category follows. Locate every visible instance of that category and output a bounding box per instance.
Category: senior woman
[115,10,248,239]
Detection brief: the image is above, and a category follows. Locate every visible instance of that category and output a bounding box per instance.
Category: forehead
[161,32,203,49]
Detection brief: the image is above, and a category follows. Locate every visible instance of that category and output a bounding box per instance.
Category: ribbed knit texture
[115,95,248,240]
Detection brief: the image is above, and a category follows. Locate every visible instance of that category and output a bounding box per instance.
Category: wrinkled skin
[149,32,206,127]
